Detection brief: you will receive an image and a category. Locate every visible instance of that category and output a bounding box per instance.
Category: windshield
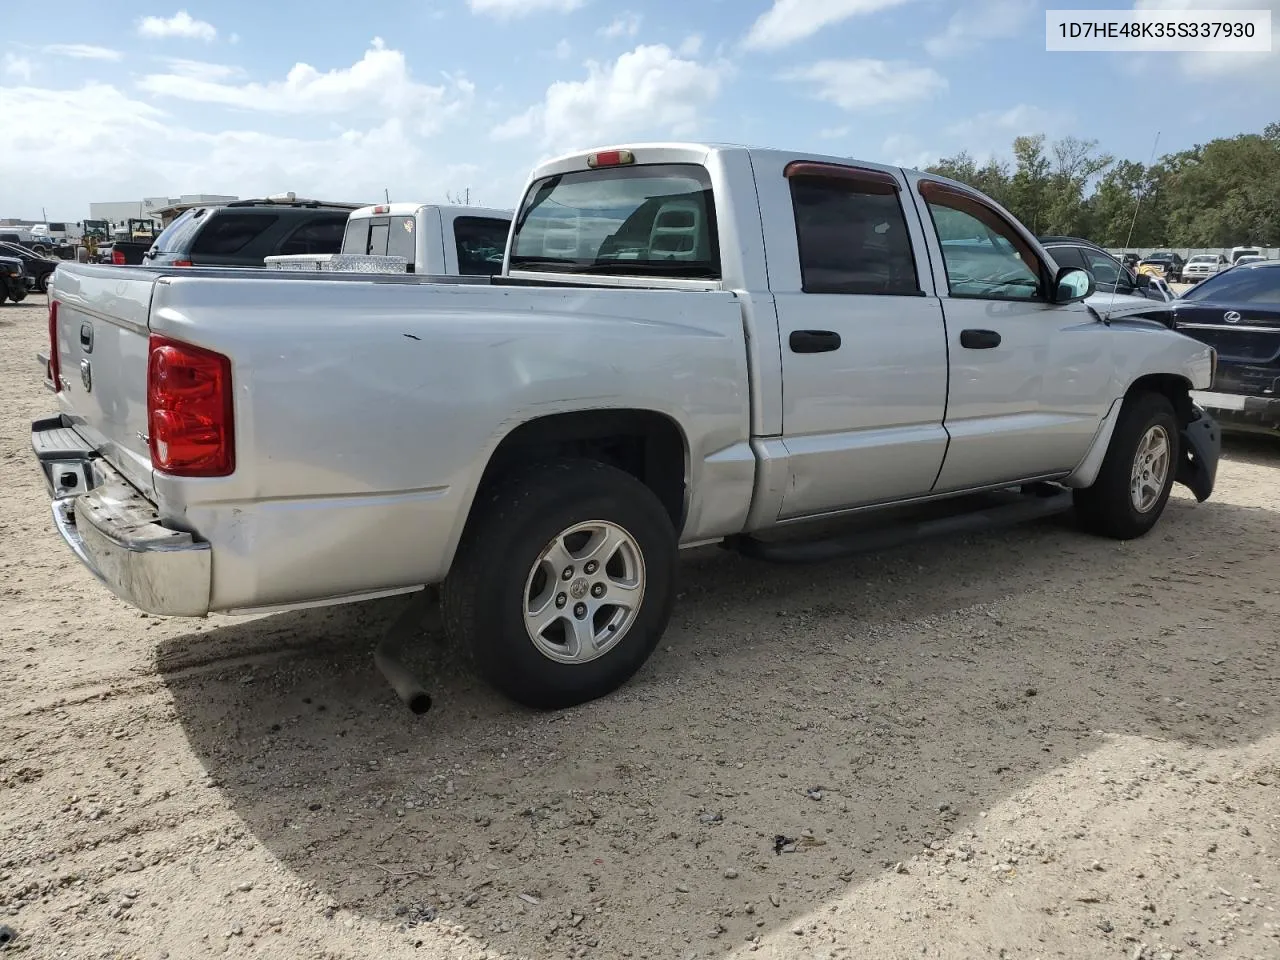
[1181,266,1280,304]
[1145,252,1172,260]
[1188,255,1216,264]
[509,163,720,279]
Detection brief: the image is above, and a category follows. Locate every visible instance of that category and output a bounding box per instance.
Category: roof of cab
[349,202,513,220]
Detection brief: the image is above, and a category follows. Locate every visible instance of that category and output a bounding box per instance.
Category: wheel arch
[470,407,691,534]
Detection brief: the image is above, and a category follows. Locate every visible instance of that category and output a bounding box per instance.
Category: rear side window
[510,163,720,279]
[343,217,369,255]
[152,209,205,253]
[454,217,509,276]
[1047,245,1087,269]
[788,170,919,296]
[277,215,348,256]
[192,214,278,255]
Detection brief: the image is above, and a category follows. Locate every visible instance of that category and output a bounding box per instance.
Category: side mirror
[1052,266,1095,304]
[1133,273,1151,289]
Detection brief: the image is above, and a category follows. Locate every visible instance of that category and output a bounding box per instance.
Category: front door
[907,177,1113,493]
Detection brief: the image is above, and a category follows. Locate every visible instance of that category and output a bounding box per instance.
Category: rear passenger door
[761,157,950,519]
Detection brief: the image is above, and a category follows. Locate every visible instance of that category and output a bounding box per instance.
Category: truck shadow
[157,493,1280,958]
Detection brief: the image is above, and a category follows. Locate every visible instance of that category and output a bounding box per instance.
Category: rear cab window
[509,164,720,279]
[344,214,416,265]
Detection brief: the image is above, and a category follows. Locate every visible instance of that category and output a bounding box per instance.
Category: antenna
[1109,130,1162,319]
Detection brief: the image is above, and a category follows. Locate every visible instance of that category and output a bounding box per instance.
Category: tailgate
[51,266,156,497]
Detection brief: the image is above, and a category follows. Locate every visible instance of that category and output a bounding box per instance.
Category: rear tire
[37,273,50,293]
[442,458,678,709]
[1074,392,1179,540]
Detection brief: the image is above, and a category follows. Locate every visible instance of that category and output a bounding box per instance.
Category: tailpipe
[374,595,433,715]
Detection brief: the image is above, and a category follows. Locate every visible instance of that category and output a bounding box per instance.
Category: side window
[788,172,920,295]
[922,187,1042,301]
[1048,245,1087,269]
[1082,249,1120,287]
[388,216,416,265]
[191,214,277,256]
[277,215,348,256]
[454,217,510,276]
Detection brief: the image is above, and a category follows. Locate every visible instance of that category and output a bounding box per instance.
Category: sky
[2,0,1277,221]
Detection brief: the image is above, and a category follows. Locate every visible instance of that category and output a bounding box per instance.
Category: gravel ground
[2,295,1278,960]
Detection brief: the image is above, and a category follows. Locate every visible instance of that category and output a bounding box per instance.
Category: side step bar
[724,486,1075,565]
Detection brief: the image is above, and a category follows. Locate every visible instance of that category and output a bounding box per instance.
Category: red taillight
[146,335,234,477]
[111,248,125,265]
[171,259,193,267]
[48,300,61,390]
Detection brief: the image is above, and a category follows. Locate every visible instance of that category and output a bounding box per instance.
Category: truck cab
[340,203,512,275]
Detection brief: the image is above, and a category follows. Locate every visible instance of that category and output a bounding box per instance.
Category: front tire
[442,458,678,709]
[1074,392,1179,540]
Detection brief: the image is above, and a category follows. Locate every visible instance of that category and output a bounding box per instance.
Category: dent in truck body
[143,274,752,612]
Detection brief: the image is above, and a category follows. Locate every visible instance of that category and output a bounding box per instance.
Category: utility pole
[384,187,390,203]
[465,188,470,207]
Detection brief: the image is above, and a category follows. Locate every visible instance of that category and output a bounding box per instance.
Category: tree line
[923,122,1280,248]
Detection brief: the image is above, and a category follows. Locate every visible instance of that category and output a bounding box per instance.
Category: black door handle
[789,330,841,353]
[79,322,93,352]
[960,329,1001,349]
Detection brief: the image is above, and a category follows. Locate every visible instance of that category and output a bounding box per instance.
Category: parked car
[1181,253,1229,283]
[266,203,512,276]
[143,196,361,269]
[1229,245,1264,264]
[1233,255,1267,266]
[1039,236,1174,310]
[34,142,1221,710]
[1120,252,1141,270]
[1172,259,1280,436]
[1137,251,1185,283]
[0,241,59,292]
[0,254,28,303]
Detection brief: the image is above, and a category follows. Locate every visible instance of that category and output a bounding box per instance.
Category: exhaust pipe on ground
[374,594,433,715]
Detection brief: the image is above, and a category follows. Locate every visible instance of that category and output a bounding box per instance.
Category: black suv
[1039,236,1172,303]
[144,197,361,268]
[0,254,28,304]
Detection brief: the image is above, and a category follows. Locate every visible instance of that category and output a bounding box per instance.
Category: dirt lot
[2,295,1278,960]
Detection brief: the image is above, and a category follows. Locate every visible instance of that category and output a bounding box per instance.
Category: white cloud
[819,126,851,140]
[136,39,472,133]
[600,12,641,38]
[679,34,703,56]
[925,0,1035,57]
[784,58,946,111]
[160,59,245,82]
[880,133,938,170]
[137,11,218,42]
[944,104,1065,140]
[43,43,124,62]
[554,39,573,60]
[468,0,585,18]
[1133,0,1280,77]
[4,54,33,82]
[491,43,723,149]
[744,0,917,51]
[0,81,487,220]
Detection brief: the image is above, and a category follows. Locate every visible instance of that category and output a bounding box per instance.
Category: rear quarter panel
[147,276,753,611]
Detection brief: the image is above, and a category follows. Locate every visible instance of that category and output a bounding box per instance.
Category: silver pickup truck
[33,142,1221,710]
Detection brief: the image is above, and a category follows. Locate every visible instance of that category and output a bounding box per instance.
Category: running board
[724,487,1075,565]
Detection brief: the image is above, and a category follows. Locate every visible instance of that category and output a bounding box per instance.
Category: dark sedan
[1172,260,1280,436]
[0,241,58,293]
